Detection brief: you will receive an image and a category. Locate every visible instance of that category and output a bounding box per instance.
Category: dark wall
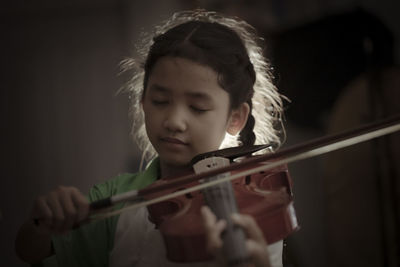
[1,2,181,266]
[2,1,399,267]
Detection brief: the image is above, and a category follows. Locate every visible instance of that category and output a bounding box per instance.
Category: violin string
[90,122,400,221]
[210,157,245,263]
[220,173,246,263]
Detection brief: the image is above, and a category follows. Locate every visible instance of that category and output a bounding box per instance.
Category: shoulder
[87,173,142,202]
[88,158,160,202]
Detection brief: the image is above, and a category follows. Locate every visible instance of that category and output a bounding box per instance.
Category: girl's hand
[231,213,271,267]
[16,186,88,262]
[201,206,271,267]
[31,186,89,235]
[201,206,226,265]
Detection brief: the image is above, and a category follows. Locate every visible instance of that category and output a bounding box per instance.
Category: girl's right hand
[31,186,89,235]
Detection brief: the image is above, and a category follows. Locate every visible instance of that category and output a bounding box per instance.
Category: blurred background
[1,0,399,266]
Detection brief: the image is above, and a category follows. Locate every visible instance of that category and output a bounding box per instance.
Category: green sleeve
[34,174,130,267]
[33,159,160,267]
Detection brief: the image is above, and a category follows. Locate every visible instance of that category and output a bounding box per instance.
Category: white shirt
[110,207,283,267]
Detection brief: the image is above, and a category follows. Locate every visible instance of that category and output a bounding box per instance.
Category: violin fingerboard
[194,157,251,266]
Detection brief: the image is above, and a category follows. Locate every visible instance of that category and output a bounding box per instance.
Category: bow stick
[90,114,400,221]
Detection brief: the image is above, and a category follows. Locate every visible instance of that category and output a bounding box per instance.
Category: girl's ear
[227,102,250,135]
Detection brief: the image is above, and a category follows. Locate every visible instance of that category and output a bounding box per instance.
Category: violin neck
[194,157,251,266]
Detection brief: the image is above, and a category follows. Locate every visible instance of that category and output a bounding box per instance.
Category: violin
[88,114,400,263]
[146,153,297,263]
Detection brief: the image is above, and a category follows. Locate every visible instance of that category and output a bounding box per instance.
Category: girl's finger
[59,189,78,232]
[32,196,53,221]
[32,196,54,234]
[246,240,271,267]
[201,206,226,252]
[71,189,89,222]
[201,206,216,228]
[231,213,266,245]
[46,191,65,232]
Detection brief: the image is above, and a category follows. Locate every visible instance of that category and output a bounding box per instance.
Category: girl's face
[142,57,243,170]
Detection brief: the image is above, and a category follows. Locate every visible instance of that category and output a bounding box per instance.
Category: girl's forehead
[151,56,216,79]
[147,57,226,96]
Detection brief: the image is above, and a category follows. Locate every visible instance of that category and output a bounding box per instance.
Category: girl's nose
[163,107,187,132]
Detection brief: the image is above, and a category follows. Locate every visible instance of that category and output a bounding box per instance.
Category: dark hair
[142,21,256,146]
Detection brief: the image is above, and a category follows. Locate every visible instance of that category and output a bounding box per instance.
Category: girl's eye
[190,106,209,113]
[152,100,168,106]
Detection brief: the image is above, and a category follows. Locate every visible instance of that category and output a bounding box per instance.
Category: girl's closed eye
[190,105,211,114]
[152,99,168,105]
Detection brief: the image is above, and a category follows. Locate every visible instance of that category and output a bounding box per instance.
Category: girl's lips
[161,137,188,145]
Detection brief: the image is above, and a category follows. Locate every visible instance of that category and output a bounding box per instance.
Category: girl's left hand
[201,206,271,267]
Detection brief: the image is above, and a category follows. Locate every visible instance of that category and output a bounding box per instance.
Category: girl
[15,9,285,267]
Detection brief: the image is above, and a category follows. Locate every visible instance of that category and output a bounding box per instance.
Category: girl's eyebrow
[185,91,213,102]
[150,84,213,102]
[149,84,170,93]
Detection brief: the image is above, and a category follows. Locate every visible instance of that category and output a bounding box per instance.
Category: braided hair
[121,10,285,166]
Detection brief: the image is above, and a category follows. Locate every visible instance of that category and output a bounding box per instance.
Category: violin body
[147,158,299,262]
